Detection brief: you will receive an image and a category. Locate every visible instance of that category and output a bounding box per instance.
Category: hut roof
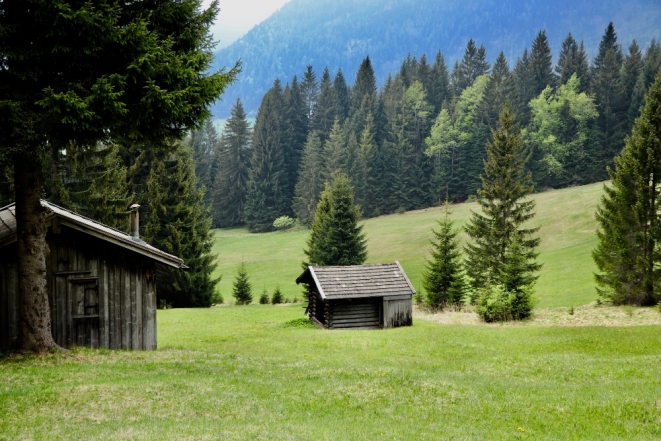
[296,262,415,300]
[0,200,185,268]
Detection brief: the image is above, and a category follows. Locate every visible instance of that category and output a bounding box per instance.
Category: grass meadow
[3,181,661,439]
[211,181,604,308]
[2,305,661,440]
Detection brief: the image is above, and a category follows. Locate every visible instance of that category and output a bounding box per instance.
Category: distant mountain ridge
[211,0,661,118]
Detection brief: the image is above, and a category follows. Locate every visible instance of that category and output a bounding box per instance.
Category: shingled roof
[296,262,415,300]
[0,201,185,269]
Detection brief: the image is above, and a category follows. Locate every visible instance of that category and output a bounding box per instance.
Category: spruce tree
[628,40,661,125]
[530,30,555,95]
[47,143,132,230]
[232,262,253,305]
[322,119,348,182]
[332,69,351,123]
[271,286,283,304]
[293,131,325,225]
[555,33,590,90]
[187,118,218,206]
[464,104,541,296]
[512,48,535,126]
[311,68,335,142]
[282,75,309,203]
[620,41,644,135]
[143,141,219,308]
[351,57,378,116]
[244,83,290,232]
[593,71,661,306]
[452,39,490,94]
[301,65,319,122]
[422,202,465,310]
[303,173,367,267]
[428,50,452,114]
[213,99,251,228]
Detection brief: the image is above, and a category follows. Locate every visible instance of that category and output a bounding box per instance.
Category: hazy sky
[202,0,292,49]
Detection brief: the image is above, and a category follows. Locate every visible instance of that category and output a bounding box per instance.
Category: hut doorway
[70,277,100,347]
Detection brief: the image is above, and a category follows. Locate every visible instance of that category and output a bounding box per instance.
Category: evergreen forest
[201,24,661,232]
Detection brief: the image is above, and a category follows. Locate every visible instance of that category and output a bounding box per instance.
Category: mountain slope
[211,0,661,118]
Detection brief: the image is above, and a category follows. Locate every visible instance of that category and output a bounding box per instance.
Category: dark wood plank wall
[0,244,19,351]
[328,298,381,329]
[0,227,157,351]
[383,295,413,329]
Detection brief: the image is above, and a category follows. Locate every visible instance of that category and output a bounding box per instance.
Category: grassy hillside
[3,305,661,439]
[211,181,604,308]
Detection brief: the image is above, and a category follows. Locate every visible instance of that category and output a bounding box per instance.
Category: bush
[259,288,269,304]
[211,290,224,305]
[273,215,296,230]
[271,286,283,304]
[232,262,253,305]
[476,284,534,322]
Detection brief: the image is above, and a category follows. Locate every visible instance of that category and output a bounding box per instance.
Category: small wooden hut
[0,200,185,351]
[296,262,414,330]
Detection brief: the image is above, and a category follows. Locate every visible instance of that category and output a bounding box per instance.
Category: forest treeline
[203,23,661,232]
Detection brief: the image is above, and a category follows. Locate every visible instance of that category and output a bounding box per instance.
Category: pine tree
[423,202,465,310]
[512,48,535,126]
[591,24,625,174]
[293,131,325,225]
[332,69,351,123]
[322,119,348,182]
[479,52,514,130]
[282,75,309,203]
[311,68,335,142]
[620,41,644,135]
[628,40,661,125]
[303,173,367,267]
[555,33,590,90]
[428,50,452,114]
[259,288,270,304]
[464,104,541,296]
[271,286,283,304]
[213,99,251,227]
[244,83,290,232]
[301,65,319,122]
[143,142,219,308]
[353,114,377,217]
[187,118,218,206]
[49,143,132,230]
[530,30,555,95]
[232,262,253,305]
[351,57,378,116]
[593,71,661,306]
[452,39,490,94]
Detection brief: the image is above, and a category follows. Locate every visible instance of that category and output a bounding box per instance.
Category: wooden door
[70,277,100,348]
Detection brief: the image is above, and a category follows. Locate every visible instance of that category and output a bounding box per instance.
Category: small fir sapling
[271,286,284,304]
[259,288,270,304]
[232,262,253,305]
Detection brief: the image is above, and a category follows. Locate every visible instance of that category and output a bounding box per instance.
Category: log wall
[0,226,157,351]
[328,298,380,329]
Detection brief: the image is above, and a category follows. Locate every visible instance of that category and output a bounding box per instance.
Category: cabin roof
[0,200,185,269]
[296,262,415,300]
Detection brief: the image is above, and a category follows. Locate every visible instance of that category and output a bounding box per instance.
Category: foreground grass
[2,305,661,440]
[211,182,603,308]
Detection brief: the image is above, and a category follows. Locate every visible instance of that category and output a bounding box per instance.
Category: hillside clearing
[211,182,604,308]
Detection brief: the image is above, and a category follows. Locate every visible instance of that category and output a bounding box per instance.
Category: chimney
[129,204,140,239]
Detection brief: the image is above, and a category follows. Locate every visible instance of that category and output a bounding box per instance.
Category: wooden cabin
[0,200,185,351]
[296,262,414,330]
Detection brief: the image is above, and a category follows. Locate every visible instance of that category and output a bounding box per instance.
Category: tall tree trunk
[14,154,58,352]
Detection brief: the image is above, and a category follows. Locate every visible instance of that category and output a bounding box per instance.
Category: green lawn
[2,305,661,440]
[212,182,604,307]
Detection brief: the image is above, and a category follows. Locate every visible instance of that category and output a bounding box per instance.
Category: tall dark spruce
[464,104,541,307]
[0,0,237,352]
[143,142,219,308]
[213,99,251,228]
[593,71,661,306]
[244,82,290,232]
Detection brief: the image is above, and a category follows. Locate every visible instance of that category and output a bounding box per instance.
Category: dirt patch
[415,303,661,327]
